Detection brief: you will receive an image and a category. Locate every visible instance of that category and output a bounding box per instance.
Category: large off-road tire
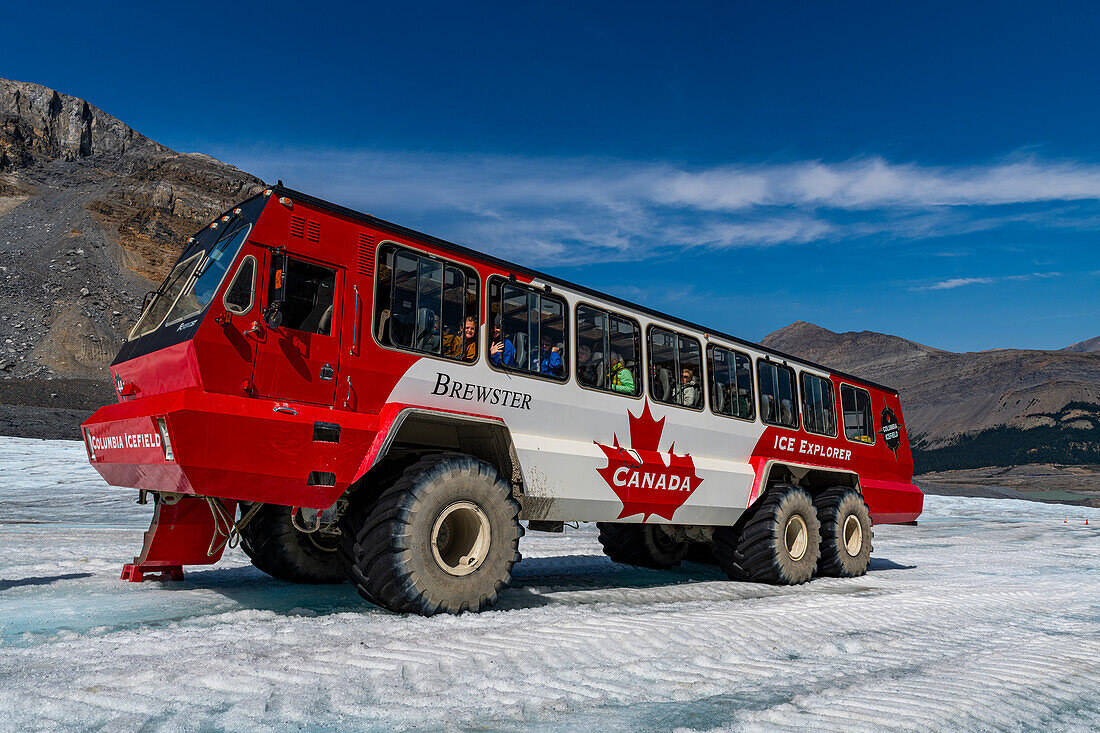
[238,502,346,584]
[814,487,873,577]
[338,453,523,615]
[596,523,689,569]
[714,485,821,585]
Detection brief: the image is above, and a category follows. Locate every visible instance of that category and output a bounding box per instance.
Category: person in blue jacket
[538,336,564,377]
[489,316,515,367]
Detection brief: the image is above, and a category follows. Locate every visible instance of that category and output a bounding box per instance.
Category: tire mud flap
[121,495,237,582]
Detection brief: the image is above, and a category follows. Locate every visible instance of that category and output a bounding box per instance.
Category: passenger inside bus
[489,316,515,367]
[538,336,564,377]
[609,352,634,394]
[443,315,477,361]
[577,343,600,387]
[677,367,701,408]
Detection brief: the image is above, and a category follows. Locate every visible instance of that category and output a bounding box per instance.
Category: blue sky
[4,1,1099,351]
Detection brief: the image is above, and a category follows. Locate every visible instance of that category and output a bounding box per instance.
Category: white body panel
[383,278,807,526]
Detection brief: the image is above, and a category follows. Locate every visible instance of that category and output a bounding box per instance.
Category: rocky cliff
[0,78,264,379]
[762,321,1100,470]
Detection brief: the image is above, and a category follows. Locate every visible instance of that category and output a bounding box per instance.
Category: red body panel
[746,384,920,524]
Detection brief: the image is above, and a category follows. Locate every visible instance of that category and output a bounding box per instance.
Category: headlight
[156,417,174,461]
[83,428,96,461]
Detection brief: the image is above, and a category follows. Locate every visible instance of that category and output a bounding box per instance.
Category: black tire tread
[338,453,522,615]
[238,502,345,584]
[815,487,873,577]
[714,485,821,585]
[596,522,688,569]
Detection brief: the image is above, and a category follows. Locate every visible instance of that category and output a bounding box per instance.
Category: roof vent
[289,216,305,238]
[306,220,321,243]
[358,233,376,276]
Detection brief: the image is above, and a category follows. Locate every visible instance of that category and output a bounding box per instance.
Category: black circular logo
[880,406,901,458]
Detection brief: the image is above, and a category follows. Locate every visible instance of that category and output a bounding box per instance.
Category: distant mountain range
[762,322,1100,471]
[0,77,263,378]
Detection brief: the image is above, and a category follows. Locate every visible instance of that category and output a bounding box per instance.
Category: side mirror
[141,291,156,313]
[263,303,283,328]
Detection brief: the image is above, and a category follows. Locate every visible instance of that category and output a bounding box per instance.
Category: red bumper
[861,478,924,524]
[81,390,376,509]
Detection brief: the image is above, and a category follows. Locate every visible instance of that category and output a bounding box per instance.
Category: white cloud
[209,146,1100,264]
[922,277,996,290]
[913,272,1062,291]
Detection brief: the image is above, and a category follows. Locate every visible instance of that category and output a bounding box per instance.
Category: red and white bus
[82,186,923,615]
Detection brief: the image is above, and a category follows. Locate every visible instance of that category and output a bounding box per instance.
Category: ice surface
[1,437,1097,731]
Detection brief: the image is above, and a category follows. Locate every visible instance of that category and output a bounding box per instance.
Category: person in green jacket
[609,352,635,395]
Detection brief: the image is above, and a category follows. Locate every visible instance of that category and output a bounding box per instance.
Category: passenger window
[269,257,337,335]
[800,372,836,437]
[373,244,479,361]
[841,384,875,444]
[758,360,799,428]
[487,279,567,380]
[576,305,641,396]
[707,346,754,420]
[648,327,703,409]
[223,255,256,314]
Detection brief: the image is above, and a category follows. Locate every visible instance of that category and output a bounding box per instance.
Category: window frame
[756,358,801,430]
[485,275,570,384]
[573,300,643,400]
[222,254,257,316]
[646,324,705,412]
[371,241,481,365]
[799,370,838,438]
[705,344,756,422]
[839,382,877,446]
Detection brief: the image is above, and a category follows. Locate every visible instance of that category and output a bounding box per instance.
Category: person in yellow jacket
[609,352,635,395]
[442,316,477,361]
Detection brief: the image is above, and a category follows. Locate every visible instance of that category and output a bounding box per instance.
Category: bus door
[251,250,344,406]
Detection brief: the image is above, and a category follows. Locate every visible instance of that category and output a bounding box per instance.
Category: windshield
[163,224,251,326]
[126,223,252,341]
[128,253,204,340]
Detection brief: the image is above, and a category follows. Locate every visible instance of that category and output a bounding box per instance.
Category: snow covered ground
[1,437,1097,732]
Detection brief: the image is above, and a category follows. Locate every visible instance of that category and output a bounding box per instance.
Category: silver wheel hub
[784,514,809,561]
[843,514,863,556]
[431,501,491,576]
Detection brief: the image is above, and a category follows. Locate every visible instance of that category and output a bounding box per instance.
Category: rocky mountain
[762,321,1100,471]
[0,77,265,380]
[1062,336,1100,353]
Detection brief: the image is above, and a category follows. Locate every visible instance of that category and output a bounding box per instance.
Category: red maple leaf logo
[595,400,703,521]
